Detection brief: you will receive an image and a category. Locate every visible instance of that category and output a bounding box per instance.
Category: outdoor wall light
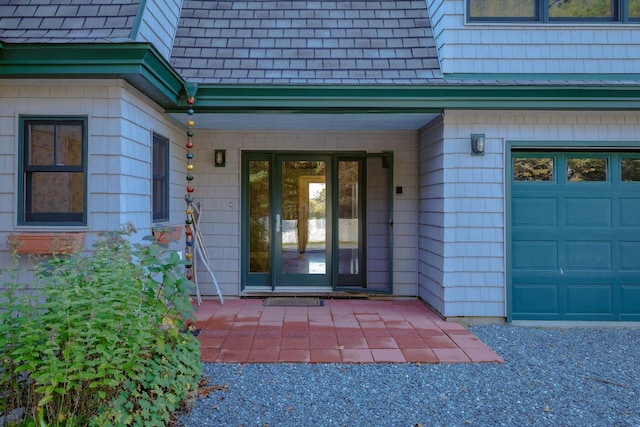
[471,134,485,155]
[214,149,226,167]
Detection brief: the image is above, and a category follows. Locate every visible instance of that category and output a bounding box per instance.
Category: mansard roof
[170,1,443,84]
[0,0,141,43]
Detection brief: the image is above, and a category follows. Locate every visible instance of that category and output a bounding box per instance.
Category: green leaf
[38,394,53,406]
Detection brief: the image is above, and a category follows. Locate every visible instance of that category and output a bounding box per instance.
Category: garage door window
[567,158,607,182]
[513,157,554,181]
[621,158,640,182]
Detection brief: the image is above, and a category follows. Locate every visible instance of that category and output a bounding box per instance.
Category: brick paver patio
[194,298,503,364]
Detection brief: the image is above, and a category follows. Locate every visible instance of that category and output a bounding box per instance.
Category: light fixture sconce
[214,149,226,167]
[471,134,485,155]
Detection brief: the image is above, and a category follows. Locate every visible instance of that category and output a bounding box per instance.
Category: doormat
[264,297,324,307]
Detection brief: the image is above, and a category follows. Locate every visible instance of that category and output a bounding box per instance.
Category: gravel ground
[176,325,640,427]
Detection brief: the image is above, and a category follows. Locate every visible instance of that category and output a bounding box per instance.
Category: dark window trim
[18,116,88,226]
[468,0,635,23]
[152,132,170,222]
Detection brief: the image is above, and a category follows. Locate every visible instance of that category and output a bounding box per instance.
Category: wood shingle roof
[0,0,140,43]
[170,0,444,84]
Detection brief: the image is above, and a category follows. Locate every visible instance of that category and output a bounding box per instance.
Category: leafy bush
[0,225,202,426]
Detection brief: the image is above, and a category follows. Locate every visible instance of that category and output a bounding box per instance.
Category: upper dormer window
[468,0,640,22]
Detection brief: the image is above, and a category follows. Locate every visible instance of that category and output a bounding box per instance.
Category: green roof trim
[129,0,148,41]
[0,42,185,107]
[169,84,640,113]
[2,42,640,113]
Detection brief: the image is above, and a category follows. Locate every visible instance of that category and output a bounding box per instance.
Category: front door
[242,152,392,292]
[275,156,330,287]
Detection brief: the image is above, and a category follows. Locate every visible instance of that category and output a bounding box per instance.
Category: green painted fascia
[172,84,640,113]
[0,42,185,107]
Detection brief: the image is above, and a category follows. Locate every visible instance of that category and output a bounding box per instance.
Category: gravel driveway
[176,325,640,427]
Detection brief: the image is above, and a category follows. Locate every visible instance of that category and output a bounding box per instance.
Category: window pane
[549,0,613,18]
[513,158,554,181]
[28,124,55,165]
[622,158,640,181]
[152,134,169,221]
[630,0,640,18]
[31,172,84,213]
[469,0,536,18]
[567,158,607,181]
[57,124,83,166]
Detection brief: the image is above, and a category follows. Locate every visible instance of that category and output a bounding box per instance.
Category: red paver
[432,348,472,363]
[365,337,399,349]
[309,336,339,349]
[279,349,310,362]
[193,299,502,364]
[371,348,406,363]
[248,349,280,363]
[463,348,505,363]
[341,348,374,363]
[216,348,250,363]
[310,349,342,363]
[401,348,439,363]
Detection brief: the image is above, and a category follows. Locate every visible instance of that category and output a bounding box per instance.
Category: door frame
[241,150,393,293]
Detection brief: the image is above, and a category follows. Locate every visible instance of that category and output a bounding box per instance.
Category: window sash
[469,0,632,21]
[20,117,87,225]
[152,133,170,222]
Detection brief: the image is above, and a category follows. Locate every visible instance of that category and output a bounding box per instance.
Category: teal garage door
[510,152,640,321]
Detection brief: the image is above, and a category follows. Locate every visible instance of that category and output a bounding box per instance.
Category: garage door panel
[620,242,640,271]
[565,198,611,227]
[620,199,640,226]
[565,241,612,271]
[565,284,612,314]
[512,283,559,314]
[512,197,558,227]
[512,241,557,270]
[621,285,640,314]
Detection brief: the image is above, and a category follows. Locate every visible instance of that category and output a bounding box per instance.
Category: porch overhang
[166,82,640,130]
[175,83,640,112]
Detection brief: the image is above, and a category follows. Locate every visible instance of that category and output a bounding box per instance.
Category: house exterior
[1,0,639,322]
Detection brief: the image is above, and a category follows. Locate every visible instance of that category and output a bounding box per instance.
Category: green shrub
[0,225,202,426]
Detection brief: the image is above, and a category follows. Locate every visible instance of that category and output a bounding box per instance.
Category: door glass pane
[249,160,270,273]
[567,158,607,181]
[281,161,326,275]
[513,157,554,181]
[338,160,360,277]
[622,158,640,181]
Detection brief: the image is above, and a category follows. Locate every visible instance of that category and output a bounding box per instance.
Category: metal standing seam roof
[170,0,445,84]
[0,0,141,43]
